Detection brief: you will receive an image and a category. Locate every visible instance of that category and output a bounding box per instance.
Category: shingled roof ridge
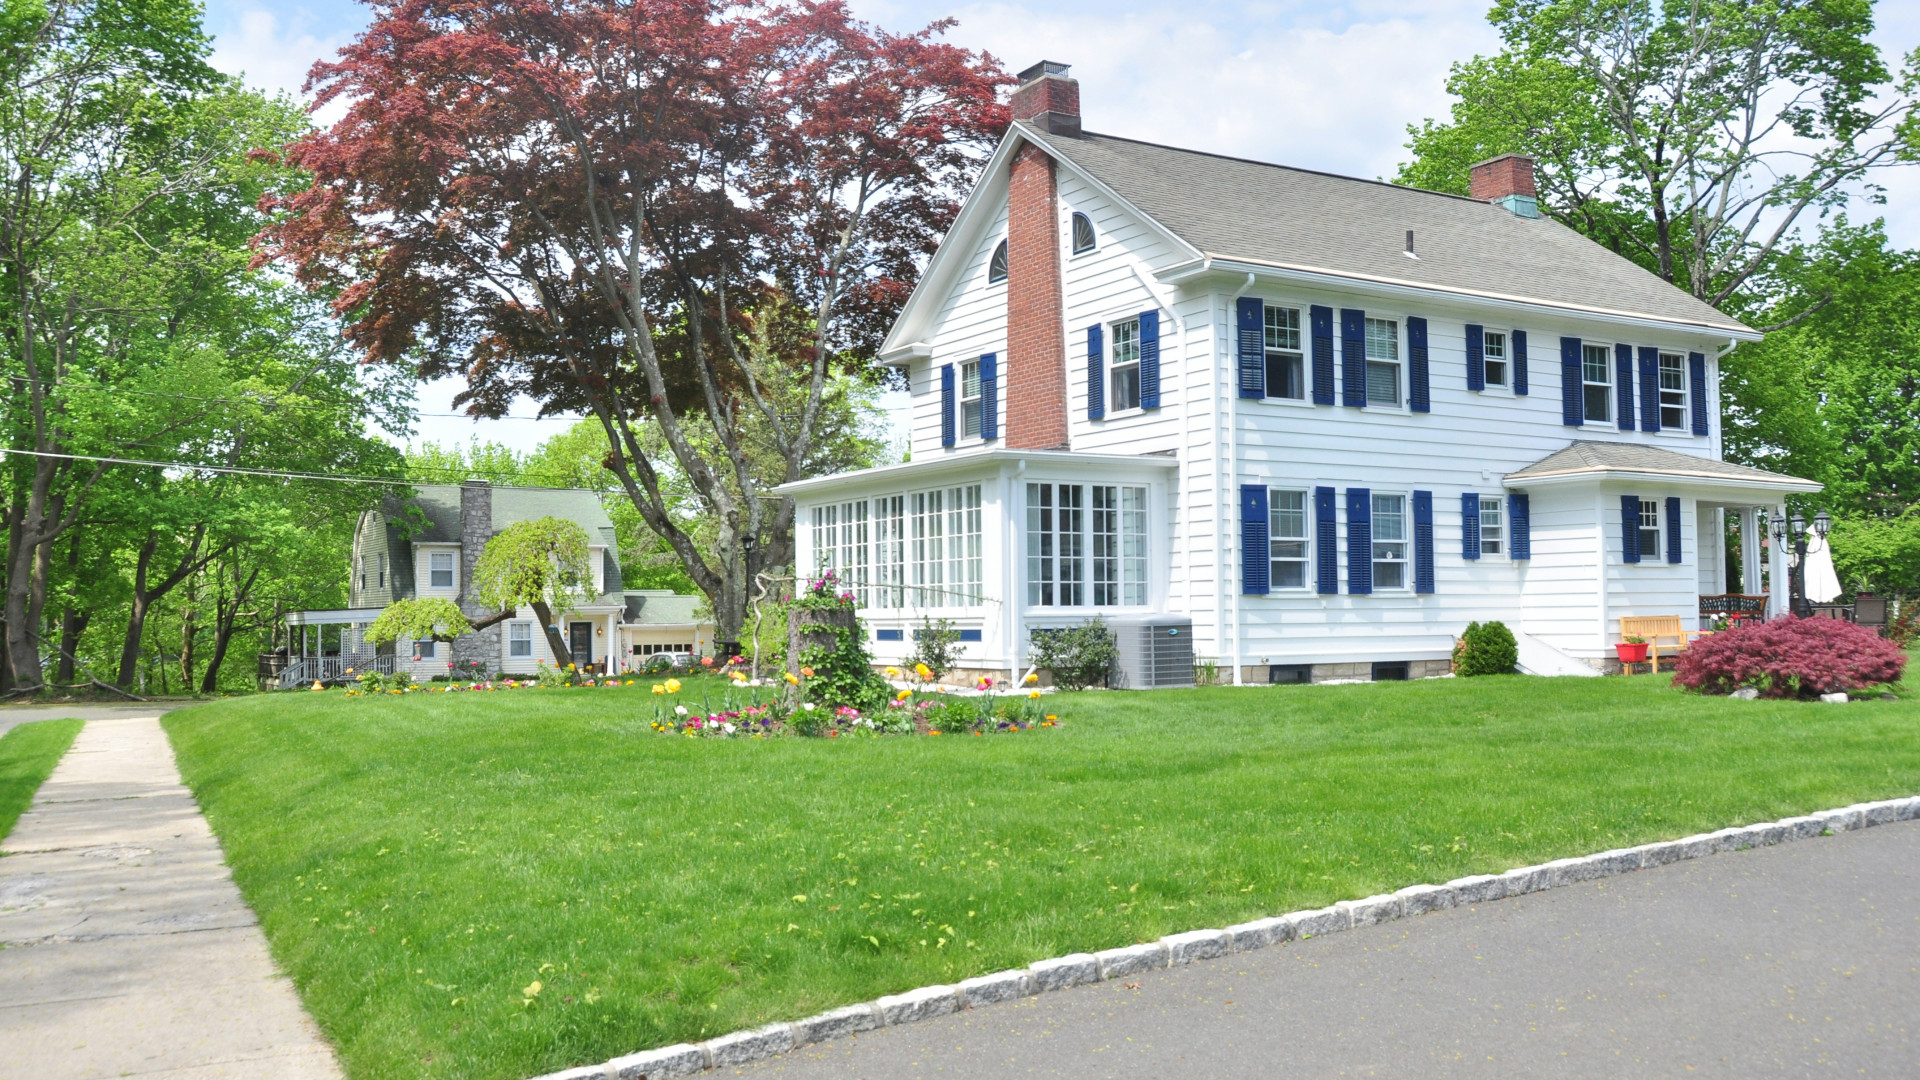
[1044,126,1495,209]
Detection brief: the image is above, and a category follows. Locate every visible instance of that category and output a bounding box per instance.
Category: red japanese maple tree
[259,0,1009,639]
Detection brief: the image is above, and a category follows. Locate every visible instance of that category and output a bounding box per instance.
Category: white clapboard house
[775,61,1816,684]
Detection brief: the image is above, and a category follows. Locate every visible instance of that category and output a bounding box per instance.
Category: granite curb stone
[1094,942,1168,979]
[525,792,1920,1080]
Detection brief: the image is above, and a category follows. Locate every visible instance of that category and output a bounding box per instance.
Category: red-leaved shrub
[1672,616,1906,699]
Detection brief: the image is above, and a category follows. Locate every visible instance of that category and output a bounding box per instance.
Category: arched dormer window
[1071,212,1096,254]
[988,239,1008,283]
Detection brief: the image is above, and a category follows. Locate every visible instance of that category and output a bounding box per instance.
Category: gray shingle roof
[1506,441,1817,486]
[1020,126,1752,336]
[391,485,614,543]
[622,590,708,626]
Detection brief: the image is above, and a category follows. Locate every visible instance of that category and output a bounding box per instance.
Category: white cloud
[206,5,356,123]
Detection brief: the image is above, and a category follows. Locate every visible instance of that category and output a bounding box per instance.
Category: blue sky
[202,0,1920,454]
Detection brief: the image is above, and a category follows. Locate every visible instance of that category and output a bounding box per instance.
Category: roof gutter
[1504,469,1821,494]
[1162,256,1761,344]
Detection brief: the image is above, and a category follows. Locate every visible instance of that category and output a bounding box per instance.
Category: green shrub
[1454,621,1519,676]
[925,699,979,734]
[643,653,675,675]
[1030,618,1117,690]
[909,618,963,682]
[792,572,889,712]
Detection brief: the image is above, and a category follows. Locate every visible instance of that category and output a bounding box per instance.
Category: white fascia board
[1505,469,1821,495]
[879,134,1023,357]
[1018,122,1204,267]
[879,342,934,367]
[1161,256,1761,344]
[774,448,1179,498]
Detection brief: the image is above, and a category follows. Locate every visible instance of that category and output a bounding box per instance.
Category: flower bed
[647,668,1059,738]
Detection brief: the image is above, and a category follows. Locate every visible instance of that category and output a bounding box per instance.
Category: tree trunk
[529,600,573,668]
[115,528,213,689]
[199,565,259,693]
[4,510,42,692]
[55,607,89,685]
[178,576,198,692]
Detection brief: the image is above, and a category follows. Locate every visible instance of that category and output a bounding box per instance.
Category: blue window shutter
[1340,309,1367,407]
[1310,306,1335,405]
[1236,297,1264,399]
[1512,330,1529,395]
[1666,496,1682,564]
[1621,494,1641,563]
[1240,485,1269,595]
[1413,490,1435,594]
[1346,488,1372,594]
[940,364,955,447]
[1689,352,1709,435]
[979,353,998,440]
[1614,343,1635,432]
[1465,324,1485,392]
[1509,493,1531,560]
[1461,492,1481,560]
[1637,346,1660,432]
[1314,486,1338,594]
[1560,337,1582,425]
[1139,310,1161,409]
[1408,316,1430,413]
[1086,324,1104,421]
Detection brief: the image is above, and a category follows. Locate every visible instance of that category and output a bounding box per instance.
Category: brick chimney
[1469,153,1540,218]
[1010,60,1080,137]
[1005,150,1068,449]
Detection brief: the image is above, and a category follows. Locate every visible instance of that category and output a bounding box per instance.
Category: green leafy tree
[1397,0,1918,317]
[470,518,595,666]
[365,598,474,647]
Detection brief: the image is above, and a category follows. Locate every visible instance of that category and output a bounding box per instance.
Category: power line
[0,447,602,489]
[32,381,588,423]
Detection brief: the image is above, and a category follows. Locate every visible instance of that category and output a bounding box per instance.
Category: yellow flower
[915,663,932,679]
[522,980,542,999]
[895,688,913,701]
[884,667,900,677]
[1045,714,1057,721]
[652,684,666,694]
[784,673,800,685]
[1028,690,1041,699]
[1024,672,1039,684]
[665,678,682,693]
[565,663,575,671]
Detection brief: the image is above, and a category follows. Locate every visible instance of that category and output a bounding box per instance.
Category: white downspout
[1226,273,1256,685]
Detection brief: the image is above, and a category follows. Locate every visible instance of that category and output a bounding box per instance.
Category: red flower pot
[1615,642,1650,664]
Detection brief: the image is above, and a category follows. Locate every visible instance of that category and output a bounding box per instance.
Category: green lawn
[0,718,83,843]
[164,673,1920,1080]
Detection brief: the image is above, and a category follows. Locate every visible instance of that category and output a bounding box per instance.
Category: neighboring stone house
[283,480,711,684]
[774,61,1817,685]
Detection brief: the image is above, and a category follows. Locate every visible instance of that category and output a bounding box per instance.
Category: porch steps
[1514,632,1601,677]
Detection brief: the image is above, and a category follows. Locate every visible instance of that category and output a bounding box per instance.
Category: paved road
[0,701,193,738]
[744,819,1919,1079]
[0,717,341,1080]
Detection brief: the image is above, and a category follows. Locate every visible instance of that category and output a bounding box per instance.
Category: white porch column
[1739,507,1763,596]
[1767,504,1790,617]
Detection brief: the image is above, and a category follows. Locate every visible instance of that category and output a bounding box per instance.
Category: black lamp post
[1771,509,1832,618]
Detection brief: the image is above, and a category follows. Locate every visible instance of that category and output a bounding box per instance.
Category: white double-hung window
[1268,489,1309,588]
[1364,318,1400,406]
[960,360,983,438]
[1658,352,1687,429]
[1264,305,1304,400]
[509,621,533,657]
[1638,498,1661,557]
[429,551,455,589]
[1030,483,1147,607]
[1109,318,1142,412]
[1483,331,1508,387]
[1582,343,1612,423]
[1372,493,1407,588]
[1478,496,1503,556]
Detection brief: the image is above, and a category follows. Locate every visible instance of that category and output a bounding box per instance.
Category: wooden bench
[1619,615,1708,671]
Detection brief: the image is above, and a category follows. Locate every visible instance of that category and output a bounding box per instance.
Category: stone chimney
[1010,60,1080,137]
[453,478,497,671]
[1469,153,1540,218]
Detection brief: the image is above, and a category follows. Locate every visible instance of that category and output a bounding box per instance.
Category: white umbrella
[1804,537,1843,603]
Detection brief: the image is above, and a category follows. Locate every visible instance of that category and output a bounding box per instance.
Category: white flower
[722,722,736,734]
[674,705,688,716]
[803,702,815,711]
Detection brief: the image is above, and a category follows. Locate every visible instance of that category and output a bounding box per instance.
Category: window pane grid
[1268,489,1307,589]
[1638,498,1661,557]
[1110,318,1142,412]
[1658,352,1686,428]
[1483,331,1507,386]
[1479,496,1503,555]
[1582,343,1612,422]
[1372,493,1407,589]
[1030,483,1145,607]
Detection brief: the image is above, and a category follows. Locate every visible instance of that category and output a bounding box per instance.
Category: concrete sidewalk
[0,717,342,1080]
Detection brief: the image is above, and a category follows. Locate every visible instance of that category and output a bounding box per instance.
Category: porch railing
[276,652,395,691]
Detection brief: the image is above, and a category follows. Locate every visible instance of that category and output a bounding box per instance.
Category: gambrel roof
[1016,125,1753,337]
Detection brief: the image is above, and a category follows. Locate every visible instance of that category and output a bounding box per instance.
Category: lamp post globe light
[1771,508,1830,618]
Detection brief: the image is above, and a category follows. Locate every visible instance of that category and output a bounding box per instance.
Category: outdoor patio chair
[1619,615,1708,671]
